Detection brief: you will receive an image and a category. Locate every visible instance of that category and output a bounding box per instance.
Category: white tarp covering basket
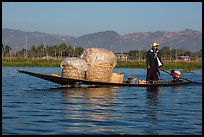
[81,48,117,82]
[60,57,88,80]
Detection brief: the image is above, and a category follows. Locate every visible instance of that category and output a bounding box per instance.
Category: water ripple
[2,67,202,135]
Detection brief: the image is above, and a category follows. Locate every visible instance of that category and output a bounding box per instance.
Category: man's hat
[151,42,159,47]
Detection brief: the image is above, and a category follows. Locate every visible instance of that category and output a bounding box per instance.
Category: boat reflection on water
[59,87,119,134]
[61,87,116,105]
[144,86,160,135]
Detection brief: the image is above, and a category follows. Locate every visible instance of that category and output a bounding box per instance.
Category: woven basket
[86,63,113,82]
[62,65,86,80]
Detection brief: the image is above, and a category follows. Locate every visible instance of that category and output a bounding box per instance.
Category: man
[146,42,163,82]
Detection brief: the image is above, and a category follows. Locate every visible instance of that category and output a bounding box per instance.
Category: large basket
[86,63,113,82]
[110,73,124,83]
[62,65,86,80]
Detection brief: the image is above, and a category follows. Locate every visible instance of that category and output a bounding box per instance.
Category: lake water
[2,67,202,135]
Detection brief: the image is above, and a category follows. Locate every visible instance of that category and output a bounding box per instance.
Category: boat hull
[17,70,191,87]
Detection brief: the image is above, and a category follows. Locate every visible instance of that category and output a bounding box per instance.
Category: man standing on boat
[146,42,163,83]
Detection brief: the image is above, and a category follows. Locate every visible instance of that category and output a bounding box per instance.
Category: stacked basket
[60,57,88,80]
[86,63,113,82]
[81,48,117,82]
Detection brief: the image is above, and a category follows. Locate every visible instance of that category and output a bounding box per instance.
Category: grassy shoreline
[2,59,202,71]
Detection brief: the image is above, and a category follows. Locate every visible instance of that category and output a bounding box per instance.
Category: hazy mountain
[2,28,202,52]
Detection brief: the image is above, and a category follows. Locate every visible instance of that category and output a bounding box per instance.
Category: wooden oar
[161,70,192,82]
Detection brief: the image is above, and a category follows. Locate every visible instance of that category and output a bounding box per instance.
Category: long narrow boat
[17,69,192,87]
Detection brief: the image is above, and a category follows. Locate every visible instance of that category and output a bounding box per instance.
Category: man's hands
[147,65,162,70]
[147,65,150,69]
[159,66,162,70]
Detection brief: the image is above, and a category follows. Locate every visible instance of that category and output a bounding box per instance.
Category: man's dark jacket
[146,49,163,72]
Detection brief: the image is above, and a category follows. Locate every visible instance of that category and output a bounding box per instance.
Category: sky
[2,2,202,37]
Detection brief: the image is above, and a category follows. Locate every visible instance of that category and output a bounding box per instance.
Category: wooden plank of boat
[17,69,191,87]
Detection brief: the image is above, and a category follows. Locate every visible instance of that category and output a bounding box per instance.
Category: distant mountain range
[2,28,202,52]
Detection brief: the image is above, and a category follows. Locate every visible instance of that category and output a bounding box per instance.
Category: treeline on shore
[2,43,202,60]
[2,43,202,71]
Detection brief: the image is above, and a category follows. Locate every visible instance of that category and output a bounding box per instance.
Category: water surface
[2,67,202,135]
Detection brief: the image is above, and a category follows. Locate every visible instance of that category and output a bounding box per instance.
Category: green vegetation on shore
[116,60,202,70]
[116,60,202,73]
[2,58,202,72]
[2,58,61,67]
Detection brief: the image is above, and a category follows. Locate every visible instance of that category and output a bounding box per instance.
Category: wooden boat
[17,69,193,87]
